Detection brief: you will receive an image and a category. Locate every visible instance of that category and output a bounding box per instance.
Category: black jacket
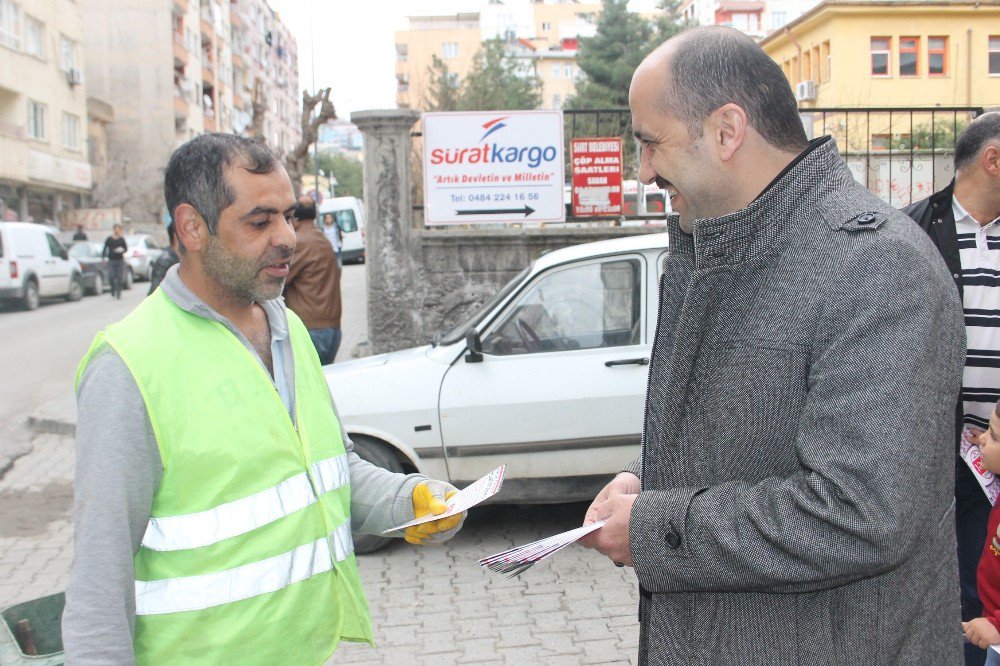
[902,180,962,297]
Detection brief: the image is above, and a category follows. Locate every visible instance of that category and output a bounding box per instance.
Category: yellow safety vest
[77,289,373,664]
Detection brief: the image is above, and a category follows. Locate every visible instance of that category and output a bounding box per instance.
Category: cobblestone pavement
[0,432,640,665]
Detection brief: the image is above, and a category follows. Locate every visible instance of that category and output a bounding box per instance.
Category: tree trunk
[285,87,336,196]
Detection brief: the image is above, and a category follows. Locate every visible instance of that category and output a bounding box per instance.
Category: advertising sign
[423,111,565,225]
[61,208,122,232]
[571,138,623,217]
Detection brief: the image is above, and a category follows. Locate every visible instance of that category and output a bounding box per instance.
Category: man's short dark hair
[664,26,807,153]
[293,199,317,222]
[954,112,1000,171]
[163,133,280,234]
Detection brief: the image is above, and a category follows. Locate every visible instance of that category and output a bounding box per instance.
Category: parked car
[325,233,667,552]
[125,235,164,281]
[0,222,85,310]
[317,197,365,263]
[68,241,134,295]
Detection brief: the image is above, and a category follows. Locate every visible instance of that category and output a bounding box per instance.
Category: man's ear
[174,204,207,252]
[712,103,748,163]
[983,144,1000,177]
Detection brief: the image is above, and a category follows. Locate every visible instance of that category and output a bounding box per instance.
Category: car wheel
[89,273,103,296]
[350,435,403,555]
[67,276,84,302]
[124,268,134,290]
[22,279,39,311]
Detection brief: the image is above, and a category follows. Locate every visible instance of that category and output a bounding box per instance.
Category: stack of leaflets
[478,520,607,577]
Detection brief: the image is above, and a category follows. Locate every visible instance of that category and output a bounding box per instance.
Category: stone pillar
[351,109,422,355]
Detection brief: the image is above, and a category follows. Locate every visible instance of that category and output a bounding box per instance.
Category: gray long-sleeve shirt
[62,265,424,665]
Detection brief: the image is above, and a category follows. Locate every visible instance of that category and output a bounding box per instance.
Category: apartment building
[761,1,1000,109]
[80,0,299,230]
[0,0,93,224]
[677,0,821,40]
[395,0,601,111]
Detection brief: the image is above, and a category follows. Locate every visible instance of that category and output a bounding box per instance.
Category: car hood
[323,344,459,422]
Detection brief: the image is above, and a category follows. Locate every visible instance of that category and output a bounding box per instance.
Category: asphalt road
[0,262,368,472]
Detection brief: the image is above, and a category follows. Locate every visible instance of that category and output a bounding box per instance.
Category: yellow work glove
[404,479,466,545]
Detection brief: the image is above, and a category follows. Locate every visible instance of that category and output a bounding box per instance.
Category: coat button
[857,212,877,225]
[665,527,682,549]
[954,273,960,279]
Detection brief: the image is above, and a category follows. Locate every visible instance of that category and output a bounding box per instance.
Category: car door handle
[605,357,649,367]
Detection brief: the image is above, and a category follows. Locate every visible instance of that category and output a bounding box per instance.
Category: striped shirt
[957,195,1000,431]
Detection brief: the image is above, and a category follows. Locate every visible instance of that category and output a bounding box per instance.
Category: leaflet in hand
[960,427,1000,506]
[479,520,606,577]
[383,465,506,533]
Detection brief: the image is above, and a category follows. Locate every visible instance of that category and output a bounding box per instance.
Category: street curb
[26,414,76,437]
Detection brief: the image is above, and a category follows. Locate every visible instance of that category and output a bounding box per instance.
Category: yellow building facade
[394,2,601,111]
[760,1,1000,109]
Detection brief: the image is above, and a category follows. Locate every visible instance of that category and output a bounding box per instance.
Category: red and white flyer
[960,427,1000,506]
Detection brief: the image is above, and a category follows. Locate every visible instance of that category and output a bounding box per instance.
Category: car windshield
[69,243,93,258]
[438,265,532,346]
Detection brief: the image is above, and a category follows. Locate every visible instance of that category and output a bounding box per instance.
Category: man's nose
[274,216,296,251]
[637,149,656,185]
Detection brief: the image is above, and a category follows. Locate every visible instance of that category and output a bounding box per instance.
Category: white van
[317,196,365,264]
[0,222,85,310]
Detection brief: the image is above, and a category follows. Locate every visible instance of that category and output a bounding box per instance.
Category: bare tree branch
[285,87,337,196]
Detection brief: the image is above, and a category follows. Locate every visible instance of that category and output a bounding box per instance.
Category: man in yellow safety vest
[62,133,466,665]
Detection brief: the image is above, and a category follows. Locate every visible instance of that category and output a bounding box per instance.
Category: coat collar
[666,136,855,269]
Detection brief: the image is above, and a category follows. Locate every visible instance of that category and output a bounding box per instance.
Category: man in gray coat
[581,27,966,664]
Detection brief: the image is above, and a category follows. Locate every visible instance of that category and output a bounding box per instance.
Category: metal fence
[412,106,986,225]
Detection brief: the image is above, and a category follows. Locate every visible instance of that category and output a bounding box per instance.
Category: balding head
[636,27,807,153]
[955,111,1000,172]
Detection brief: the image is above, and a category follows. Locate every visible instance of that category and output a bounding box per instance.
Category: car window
[69,243,92,258]
[46,232,67,259]
[482,258,642,356]
[145,239,159,249]
[334,210,357,233]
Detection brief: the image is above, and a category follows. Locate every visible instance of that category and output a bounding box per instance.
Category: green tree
[307,151,364,199]
[424,55,462,111]
[458,39,542,111]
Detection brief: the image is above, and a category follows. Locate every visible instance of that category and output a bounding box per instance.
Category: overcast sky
[265,0,661,119]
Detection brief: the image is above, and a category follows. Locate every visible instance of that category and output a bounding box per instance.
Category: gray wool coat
[626,137,966,665]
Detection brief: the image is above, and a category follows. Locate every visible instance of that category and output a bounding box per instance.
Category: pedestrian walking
[903,111,1000,666]
[322,212,343,267]
[285,198,342,364]
[72,224,88,241]
[62,133,466,665]
[102,223,128,298]
[580,26,966,664]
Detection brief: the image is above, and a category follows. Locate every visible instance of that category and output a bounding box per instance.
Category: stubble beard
[202,233,288,305]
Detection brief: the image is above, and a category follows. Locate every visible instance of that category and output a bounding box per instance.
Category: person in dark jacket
[903,111,1000,666]
[148,223,180,294]
[102,224,128,299]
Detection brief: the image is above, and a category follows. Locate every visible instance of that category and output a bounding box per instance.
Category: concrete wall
[353,108,660,355]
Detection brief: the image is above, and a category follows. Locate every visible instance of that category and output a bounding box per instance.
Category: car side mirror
[465,329,483,363]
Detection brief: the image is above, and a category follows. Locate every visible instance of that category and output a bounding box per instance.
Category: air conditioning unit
[795,79,817,102]
[66,68,83,86]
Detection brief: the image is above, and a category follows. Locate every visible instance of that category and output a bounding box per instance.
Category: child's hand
[963,617,1000,648]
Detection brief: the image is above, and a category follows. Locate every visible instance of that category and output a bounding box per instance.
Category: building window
[62,112,80,150]
[541,21,551,31]
[0,0,21,50]
[565,64,573,78]
[24,14,42,58]
[551,63,560,78]
[441,42,458,59]
[771,11,787,29]
[899,37,918,76]
[821,40,831,82]
[59,34,76,72]
[730,12,759,33]
[990,36,1000,76]
[811,45,820,82]
[870,37,891,76]
[26,100,46,140]
[552,93,562,109]
[928,36,947,76]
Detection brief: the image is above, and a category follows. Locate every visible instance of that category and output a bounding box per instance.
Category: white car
[125,235,164,281]
[0,222,85,310]
[325,233,669,550]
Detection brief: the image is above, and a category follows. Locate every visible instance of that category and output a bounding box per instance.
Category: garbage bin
[0,593,64,665]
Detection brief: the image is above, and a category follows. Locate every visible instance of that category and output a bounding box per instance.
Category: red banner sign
[571,138,623,217]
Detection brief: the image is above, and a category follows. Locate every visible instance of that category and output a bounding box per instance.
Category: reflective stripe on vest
[135,520,354,616]
[142,454,350,552]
